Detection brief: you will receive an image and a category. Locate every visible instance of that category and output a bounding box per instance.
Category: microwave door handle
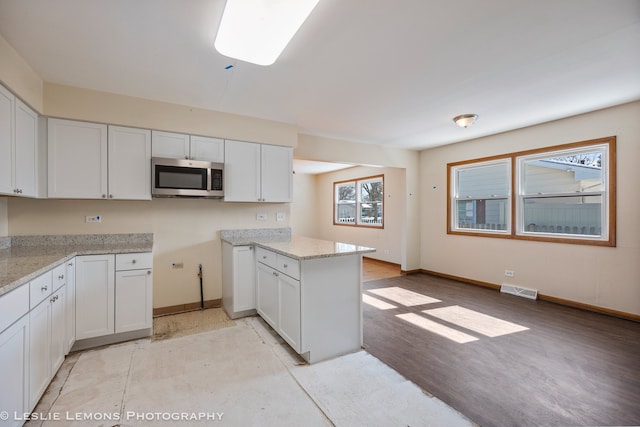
[207,167,212,192]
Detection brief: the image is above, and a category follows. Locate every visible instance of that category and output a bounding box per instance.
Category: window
[451,159,511,234]
[448,137,616,246]
[335,175,383,227]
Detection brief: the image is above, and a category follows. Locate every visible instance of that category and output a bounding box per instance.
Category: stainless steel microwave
[152,157,224,198]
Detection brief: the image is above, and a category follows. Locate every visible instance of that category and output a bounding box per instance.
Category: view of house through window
[335,175,384,227]
[448,137,615,246]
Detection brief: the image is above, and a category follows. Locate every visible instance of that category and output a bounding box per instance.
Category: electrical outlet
[276,212,285,221]
[256,213,267,221]
[171,262,184,269]
[505,270,515,277]
[85,215,101,223]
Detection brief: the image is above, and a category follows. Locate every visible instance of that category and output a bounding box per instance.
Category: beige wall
[310,166,405,265]
[419,101,640,316]
[0,34,43,112]
[295,134,420,270]
[290,172,319,238]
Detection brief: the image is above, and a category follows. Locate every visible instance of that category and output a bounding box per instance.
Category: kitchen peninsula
[221,228,375,363]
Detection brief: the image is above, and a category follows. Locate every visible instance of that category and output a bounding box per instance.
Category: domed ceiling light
[453,114,479,128]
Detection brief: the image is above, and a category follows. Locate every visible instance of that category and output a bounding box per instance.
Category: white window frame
[516,144,610,242]
[449,158,512,235]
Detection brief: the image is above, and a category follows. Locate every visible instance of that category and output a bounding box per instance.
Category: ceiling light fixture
[214,0,320,66]
[453,114,479,128]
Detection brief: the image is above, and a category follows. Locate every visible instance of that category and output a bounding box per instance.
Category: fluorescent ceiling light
[215,0,320,66]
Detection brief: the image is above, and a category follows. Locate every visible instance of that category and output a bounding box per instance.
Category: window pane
[523,151,603,195]
[456,199,508,230]
[359,178,383,226]
[336,182,356,201]
[336,202,356,223]
[523,195,602,235]
[457,163,509,198]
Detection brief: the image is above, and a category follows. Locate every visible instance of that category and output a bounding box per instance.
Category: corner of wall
[0,33,44,112]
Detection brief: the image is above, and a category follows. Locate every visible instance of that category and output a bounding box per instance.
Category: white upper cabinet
[151,130,189,159]
[152,130,224,162]
[0,85,39,197]
[48,118,108,199]
[261,143,293,203]
[48,119,150,200]
[224,139,292,202]
[14,99,39,197]
[189,135,224,162]
[0,84,14,195]
[108,126,151,200]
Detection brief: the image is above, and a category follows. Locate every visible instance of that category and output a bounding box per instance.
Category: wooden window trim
[334,174,385,229]
[447,136,616,247]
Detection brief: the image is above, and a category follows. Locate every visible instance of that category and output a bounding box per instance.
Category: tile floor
[26,309,474,426]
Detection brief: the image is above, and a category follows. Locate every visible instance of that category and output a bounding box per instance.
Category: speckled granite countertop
[0,234,153,297]
[220,228,375,260]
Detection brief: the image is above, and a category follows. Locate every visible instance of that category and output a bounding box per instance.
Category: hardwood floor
[362,273,640,427]
[362,257,402,281]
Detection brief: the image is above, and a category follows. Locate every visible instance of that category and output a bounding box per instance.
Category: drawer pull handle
[58,274,64,279]
[41,285,48,292]
[263,255,267,259]
[132,259,137,264]
[283,264,288,268]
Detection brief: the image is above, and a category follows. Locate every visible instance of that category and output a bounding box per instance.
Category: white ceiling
[0,0,639,151]
[293,159,354,175]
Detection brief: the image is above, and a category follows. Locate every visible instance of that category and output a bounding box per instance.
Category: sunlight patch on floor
[423,305,529,337]
[363,294,397,310]
[369,287,441,306]
[396,313,478,344]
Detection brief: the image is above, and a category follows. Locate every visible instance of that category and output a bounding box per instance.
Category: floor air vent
[500,284,538,300]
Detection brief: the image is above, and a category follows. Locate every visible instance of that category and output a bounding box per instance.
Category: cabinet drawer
[0,284,29,334]
[277,254,300,280]
[116,252,153,271]
[255,247,277,269]
[29,271,53,309]
[52,263,66,291]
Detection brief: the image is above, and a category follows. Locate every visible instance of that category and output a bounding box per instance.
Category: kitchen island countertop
[220,229,375,260]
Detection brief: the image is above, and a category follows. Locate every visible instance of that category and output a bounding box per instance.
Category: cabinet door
[224,139,261,202]
[151,130,189,159]
[48,118,108,199]
[256,263,279,330]
[0,84,14,195]
[29,298,51,409]
[233,246,255,312]
[190,135,224,162]
[65,259,76,353]
[50,286,66,374]
[108,125,151,200]
[14,99,38,197]
[278,274,301,352]
[0,315,29,427]
[75,255,115,340]
[115,269,153,333]
[261,144,293,202]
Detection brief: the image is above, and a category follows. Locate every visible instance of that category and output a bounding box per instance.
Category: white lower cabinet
[115,258,153,333]
[255,248,301,352]
[222,243,256,319]
[0,315,29,427]
[256,262,279,329]
[278,273,301,352]
[76,253,153,340]
[28,271,66,410]
[64,258,76,353]
[75,254,115,340]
